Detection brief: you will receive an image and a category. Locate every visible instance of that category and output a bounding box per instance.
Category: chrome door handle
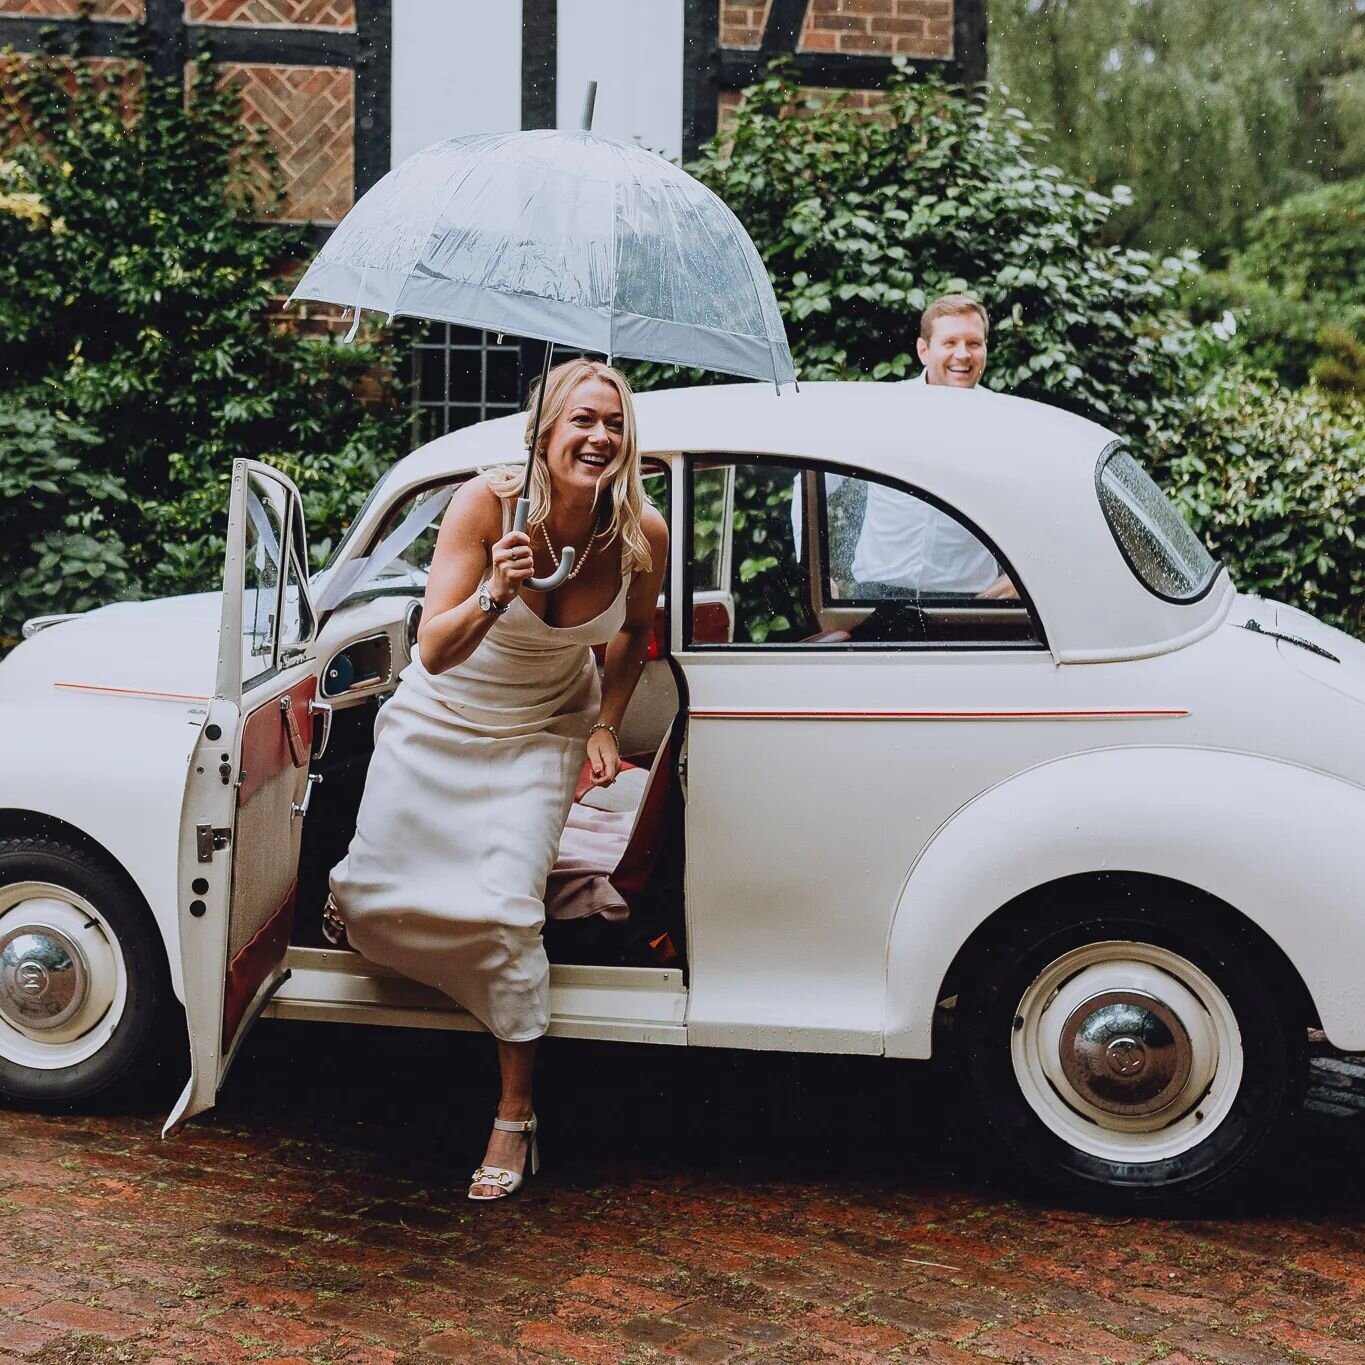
[308,697,334,759]
[292,773,323,819]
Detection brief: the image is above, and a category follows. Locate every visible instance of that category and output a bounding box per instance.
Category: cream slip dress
[329,509,629,1042]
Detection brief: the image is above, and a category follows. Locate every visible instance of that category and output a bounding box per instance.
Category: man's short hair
[920,294,990,343]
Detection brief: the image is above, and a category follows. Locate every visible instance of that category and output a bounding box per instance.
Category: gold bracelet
[587,721,618,746]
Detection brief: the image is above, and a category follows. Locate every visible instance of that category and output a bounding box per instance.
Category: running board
[264,947,688,1045]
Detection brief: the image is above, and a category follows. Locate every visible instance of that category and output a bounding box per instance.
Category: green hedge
[0,50,407,647]
[672,70,1365,641]
[1145,369,1365,638]
[1187,177,1365,397]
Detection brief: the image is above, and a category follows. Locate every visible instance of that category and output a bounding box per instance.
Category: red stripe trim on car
[53,682,212,701]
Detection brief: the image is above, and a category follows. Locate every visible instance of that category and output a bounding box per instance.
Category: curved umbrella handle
[513,497,574,592]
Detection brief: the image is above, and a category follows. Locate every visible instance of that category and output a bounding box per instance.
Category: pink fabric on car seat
[545,801,636,921]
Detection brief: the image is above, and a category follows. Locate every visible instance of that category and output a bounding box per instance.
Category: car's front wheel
[952,890,1307,1205]
[0,836,180,1109]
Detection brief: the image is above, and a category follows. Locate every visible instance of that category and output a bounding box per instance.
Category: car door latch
[195,821,231,863]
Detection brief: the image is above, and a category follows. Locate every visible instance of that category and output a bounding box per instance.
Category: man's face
[917,311,987,387]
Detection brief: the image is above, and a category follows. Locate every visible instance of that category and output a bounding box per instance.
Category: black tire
[0,836,183,1110]
[951,886,1307,1207]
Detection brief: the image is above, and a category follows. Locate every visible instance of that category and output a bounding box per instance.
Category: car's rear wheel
[0,836,180,1108]
[952,890,1307,1205]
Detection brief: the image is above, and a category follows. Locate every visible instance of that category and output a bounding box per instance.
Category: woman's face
[543,377,626,499]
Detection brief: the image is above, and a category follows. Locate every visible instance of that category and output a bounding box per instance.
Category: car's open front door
[165,460,322,1134]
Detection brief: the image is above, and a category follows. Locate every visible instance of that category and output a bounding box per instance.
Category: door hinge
[195,821,231,863]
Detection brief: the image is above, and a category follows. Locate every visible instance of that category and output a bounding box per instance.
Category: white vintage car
[3,381,1364,1204]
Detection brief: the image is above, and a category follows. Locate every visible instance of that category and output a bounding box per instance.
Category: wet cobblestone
[1,1025,1362,1363]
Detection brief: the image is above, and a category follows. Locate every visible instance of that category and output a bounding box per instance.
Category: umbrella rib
[606,148,619,366]
[391,130,522,326]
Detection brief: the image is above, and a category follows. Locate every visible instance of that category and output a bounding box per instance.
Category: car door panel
[164,461,318,1134]
[222,674,316,1048]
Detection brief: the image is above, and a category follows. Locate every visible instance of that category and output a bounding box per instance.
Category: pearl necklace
[538,518,609,584]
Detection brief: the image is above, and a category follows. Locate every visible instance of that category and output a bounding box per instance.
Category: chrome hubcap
[1059,990,1193,1116]
[0,925,89,1031]
[1011,940,1243,1164]
[0,884,128,1070]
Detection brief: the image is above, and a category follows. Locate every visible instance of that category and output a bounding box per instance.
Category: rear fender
[884,747,1365,1058]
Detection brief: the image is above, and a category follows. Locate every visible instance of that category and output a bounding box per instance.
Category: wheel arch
[0,808,181,1003]
[883,746,1365,1058]
[930,871,1318,1053]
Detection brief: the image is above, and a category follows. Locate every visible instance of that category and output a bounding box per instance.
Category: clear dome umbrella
[290,85,795,589]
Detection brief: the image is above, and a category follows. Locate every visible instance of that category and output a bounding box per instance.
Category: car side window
[686,457,1039,648]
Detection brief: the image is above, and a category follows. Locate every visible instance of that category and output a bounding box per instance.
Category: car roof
[356,381,1232,662]
[398,380,1114,486]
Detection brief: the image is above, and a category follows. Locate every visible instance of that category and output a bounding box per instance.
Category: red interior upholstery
[569,740,673,904]
[222,879,296,1048]
[237,676,317,806]
[691,600,731,644]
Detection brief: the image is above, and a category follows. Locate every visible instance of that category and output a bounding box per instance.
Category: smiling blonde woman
[327,359,668,1201]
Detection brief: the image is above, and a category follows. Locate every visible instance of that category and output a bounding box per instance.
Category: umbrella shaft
[522,340,555,495]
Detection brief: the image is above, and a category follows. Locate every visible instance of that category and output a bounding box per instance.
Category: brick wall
[716,83,886,138]
[0,55,143,151]
[718,0,954,59]
[0,1,142,16]
[185,0,353,27]
[714,0,959,148]
[801,0,952,58]
[720,1,771,48]
[215,63,354,222]
[1,2,358,225]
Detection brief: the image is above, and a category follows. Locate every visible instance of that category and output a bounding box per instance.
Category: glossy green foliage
[659,72,1365,642]
[0,394,130,641]
[0,53,407,645]
[1147,368,1365,639]
[685,69,1196,435]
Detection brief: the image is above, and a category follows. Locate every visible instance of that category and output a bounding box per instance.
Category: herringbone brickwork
[185,0,354,26]
[215,62,353,223]
[801,0,953,58]
[0,0,141,16]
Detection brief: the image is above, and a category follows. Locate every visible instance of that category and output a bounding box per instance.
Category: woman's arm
[416,478,534,674]
[586,505,670,787]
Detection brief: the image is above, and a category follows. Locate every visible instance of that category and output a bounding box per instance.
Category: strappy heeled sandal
[469,1114,539,1201]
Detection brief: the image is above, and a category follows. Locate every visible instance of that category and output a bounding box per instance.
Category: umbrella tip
[581,81,597,132]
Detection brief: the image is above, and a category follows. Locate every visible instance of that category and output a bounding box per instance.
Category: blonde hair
[485,359,652,574]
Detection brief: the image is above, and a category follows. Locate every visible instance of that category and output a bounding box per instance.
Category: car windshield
[1097,447,1218,602]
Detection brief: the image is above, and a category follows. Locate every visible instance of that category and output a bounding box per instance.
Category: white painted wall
[390,0,524,166]
[556,0,685,161]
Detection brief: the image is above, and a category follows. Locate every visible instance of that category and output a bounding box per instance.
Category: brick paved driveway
[2,1023,1363,1364]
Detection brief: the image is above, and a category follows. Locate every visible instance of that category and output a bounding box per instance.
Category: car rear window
[1097,447,1218,602]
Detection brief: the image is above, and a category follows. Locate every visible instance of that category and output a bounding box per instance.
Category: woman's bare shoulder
[640,499,669,552]
[441,473,509,539]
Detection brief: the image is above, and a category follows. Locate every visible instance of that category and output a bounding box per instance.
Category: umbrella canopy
[289,128,795,389]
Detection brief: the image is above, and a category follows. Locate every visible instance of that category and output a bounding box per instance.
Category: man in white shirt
[839,294,1017,600]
